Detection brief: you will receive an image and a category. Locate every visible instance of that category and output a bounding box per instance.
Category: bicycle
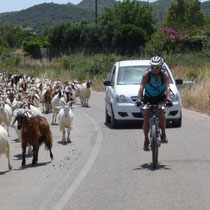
[142,103,165,169]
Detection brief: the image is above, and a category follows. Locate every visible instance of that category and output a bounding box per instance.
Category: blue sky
[0,0,208,13]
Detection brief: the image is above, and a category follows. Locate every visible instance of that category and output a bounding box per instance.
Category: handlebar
[135,98,173,108]
[142,103,166,110]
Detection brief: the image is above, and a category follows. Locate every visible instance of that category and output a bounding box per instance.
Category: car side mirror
[175,79,183,85]
[104,80,112,86]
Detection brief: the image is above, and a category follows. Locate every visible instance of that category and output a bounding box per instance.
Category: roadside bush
[145,28,207,56]
[144,30,166,56]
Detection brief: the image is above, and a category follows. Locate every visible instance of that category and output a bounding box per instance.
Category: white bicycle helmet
[150,56,164,67]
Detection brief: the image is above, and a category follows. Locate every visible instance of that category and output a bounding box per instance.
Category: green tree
[164,0,204,31]
[80,23,101,54]
[0,23,24,48]
[113,24,146,55]
[63,23,82,54]
[98,0,156,55]
[22,39,44,59]
[185,0,204,29]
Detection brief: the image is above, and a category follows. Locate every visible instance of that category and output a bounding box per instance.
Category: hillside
[78,0,115,9]
[201,1,210,15]
[0,0,209,33]
[0,3,95,33]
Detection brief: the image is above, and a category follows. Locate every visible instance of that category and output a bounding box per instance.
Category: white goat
[51,89,66,125]
[78,80,92,107]
[0,125,12,170]
[57,102,74,143]
[0,101,12,136]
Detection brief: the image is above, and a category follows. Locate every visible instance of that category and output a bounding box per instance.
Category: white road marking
[52,110,103,210]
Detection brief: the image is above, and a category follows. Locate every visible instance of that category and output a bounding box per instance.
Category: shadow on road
[57,141,72,145]
[134,163,171,171]
[0,170,10,175]
[104,121,143,130]
[13,153,33,160]
[104,121,179,130]
[13,161,52,170]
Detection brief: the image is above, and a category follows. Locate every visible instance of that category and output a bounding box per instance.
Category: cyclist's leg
[142,96,152,151]
[158,109,166,135]
[157,95,168,143]
[143,109,151,151]
[143,109,151,139]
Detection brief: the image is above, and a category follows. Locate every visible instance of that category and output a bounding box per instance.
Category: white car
[104,60,183,128]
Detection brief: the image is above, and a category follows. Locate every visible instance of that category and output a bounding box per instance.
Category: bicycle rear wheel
[151,125,159,169]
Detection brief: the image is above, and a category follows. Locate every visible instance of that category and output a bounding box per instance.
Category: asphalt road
[0,92,210,210]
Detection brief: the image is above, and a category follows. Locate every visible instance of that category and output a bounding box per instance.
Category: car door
[105,64,117,116]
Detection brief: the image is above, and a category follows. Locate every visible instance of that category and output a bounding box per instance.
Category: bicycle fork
[149,116,161,148]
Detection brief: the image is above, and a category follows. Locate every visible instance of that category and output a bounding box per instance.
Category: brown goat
[14,113,53,166]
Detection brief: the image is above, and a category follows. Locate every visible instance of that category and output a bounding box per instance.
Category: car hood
[169,84,179,95]
[115,85,140,97]
[115,83,179,97]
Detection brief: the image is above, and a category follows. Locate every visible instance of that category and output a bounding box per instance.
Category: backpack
[147,69,165,87]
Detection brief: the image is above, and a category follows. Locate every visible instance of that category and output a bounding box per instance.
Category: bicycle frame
[142,103,165,169]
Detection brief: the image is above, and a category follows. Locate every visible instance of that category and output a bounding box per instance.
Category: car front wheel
[172,112,182,128]
[105,107,111,123]
[111,107,118,129]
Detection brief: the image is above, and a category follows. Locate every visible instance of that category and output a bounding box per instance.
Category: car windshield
[117,66,149,85]
[117,65,173,85]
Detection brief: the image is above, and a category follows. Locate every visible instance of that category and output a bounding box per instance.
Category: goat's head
[12,112,30,130]
[58,89,65,98]
[87,80,92,88]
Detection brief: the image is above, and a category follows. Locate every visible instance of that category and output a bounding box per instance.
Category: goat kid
[78,80,92,107]
[57,101,74,143]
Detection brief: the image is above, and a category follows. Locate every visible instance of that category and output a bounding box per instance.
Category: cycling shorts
[143,95,166,105]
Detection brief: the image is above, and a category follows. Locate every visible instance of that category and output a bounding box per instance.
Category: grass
[0,51,210,116]
[179,72,210,115]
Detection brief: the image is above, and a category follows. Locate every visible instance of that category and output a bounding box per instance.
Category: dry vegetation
[1,54,210,116]
[171,66,210,116]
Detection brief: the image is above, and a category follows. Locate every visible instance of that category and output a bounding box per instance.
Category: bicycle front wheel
[151,125,159,169]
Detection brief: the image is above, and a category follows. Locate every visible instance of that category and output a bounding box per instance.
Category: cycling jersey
[144,71,166,98]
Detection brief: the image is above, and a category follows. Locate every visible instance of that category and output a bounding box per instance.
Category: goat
[78,80,92,107]
[12,107,42,156]
[0,124,12,170]
[0,100,12,136]
[51,89,66,125]
[41,87,52,114]
[13,113,53,166]
[57,101,74,143]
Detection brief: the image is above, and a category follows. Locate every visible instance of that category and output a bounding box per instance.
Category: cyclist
[136,56,172,151]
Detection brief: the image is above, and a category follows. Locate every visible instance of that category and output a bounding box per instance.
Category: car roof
[118,60,151,67]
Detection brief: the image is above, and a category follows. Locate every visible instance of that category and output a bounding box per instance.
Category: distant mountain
[0,3,95,33]
[201,1,210,15]
[0,0,209,33]
[78,0,116,10]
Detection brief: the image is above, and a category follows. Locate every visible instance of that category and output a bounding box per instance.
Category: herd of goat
[0,73,92,170]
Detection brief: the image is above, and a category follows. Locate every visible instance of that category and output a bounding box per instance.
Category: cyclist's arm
[164,72,171,100]
[138,71,149,100]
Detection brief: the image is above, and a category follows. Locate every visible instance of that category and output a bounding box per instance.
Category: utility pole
[160,12,163,23]
[95,0,98,24]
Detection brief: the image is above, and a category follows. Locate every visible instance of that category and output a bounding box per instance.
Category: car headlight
[116,95,129,103]
[171,93,180,102]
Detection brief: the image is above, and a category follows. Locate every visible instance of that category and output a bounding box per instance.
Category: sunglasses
[151,66,161,70]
